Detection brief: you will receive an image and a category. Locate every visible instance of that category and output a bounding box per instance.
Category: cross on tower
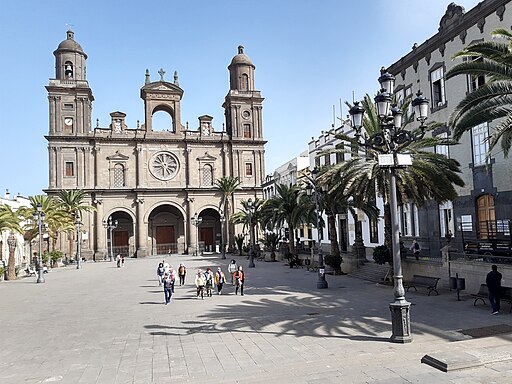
[158,68,166,81]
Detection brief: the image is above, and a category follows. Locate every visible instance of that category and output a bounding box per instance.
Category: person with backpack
[410,239,421,260]
[195,270,206,299]
[162,273,174,305]
[178,263,186,286]
[204,268,214,297]
[156,262,165,286]
[233,266,245,296]
[227,259,237,284]
[214,267,227,295]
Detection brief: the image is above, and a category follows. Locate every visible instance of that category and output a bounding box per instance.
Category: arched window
[476,194,496,239]
[113,164,125,187]
[241,74,249,91]
[65,61,74,79]
[203,164,213,186]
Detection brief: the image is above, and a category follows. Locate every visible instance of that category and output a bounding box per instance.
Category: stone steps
[349,261,391,283]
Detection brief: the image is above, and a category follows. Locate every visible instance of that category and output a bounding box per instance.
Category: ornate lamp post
[191,213,203,256]
[75,214,82,269]
[306,183,328,289]
[220,214,226,259]
[103,216,118,262]
[33,203,46,283]
[349,68,429,343]
[6,233,17,280]
[247,198,256,268]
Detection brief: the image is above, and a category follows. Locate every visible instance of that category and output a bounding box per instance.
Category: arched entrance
[148,205,184,255]
[109,211,134,257]
[198,208,222,253]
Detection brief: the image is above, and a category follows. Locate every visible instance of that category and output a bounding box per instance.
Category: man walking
[486,264,502,315]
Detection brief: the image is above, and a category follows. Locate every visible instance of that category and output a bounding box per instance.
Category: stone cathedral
[45,30,265,259]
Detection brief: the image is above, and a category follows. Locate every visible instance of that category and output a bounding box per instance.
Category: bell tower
[46,29,94,137]
[46,30,94,191]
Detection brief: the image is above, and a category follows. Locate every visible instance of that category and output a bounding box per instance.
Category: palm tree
[56,190,95,259]
[446,28,512,157]
[215,176,241,252]
[0,205,23,280]
[324,94,464,249]
[231,198,266,262]
[260,232,281,261]
[261,184,311,257]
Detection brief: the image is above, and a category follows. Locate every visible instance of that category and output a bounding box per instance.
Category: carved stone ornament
[438,3,465,33]
[149,151,179,180]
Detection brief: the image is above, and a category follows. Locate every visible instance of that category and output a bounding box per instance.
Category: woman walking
[234,266,245,296]
[227,259,237,284]
[156,262,165,286]
[178,263,186,286]
[214,267,227,295]
[162,273,174,305]
[195,270,206,299]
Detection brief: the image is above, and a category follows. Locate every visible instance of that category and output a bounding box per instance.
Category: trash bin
[449,276,465,290]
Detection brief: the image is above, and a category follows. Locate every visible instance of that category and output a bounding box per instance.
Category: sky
[0,0,482,197]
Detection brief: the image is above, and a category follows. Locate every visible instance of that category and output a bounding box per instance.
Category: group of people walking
[156,259,245,304]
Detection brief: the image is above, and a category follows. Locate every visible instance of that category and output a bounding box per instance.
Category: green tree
[215,176,241,251]
[231,198,266,256]
[446,28,512,157]
[0,205,23,280]
[325,94,464,249]
[260,232,281,261]
[56,190,95,259]
[261,184,311,257]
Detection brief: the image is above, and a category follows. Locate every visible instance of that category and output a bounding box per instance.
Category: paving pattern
[1,254,511,383]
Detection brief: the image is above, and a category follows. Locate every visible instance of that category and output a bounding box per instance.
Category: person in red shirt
[233,266,245,296]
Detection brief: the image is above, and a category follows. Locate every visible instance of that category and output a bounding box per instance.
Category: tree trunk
[327,212,341,257]
[288,225,296,256]
[7,246,16,280]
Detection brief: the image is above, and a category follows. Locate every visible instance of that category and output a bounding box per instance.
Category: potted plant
[260,232,281,261]
[324,254,343,275]
[234,234,245,255]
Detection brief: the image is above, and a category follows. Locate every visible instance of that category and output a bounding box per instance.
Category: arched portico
[197,207,223,253]
[148,204,185,255]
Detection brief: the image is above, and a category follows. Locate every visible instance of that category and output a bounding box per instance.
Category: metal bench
[471,284,512,312]
[405,274,440,296]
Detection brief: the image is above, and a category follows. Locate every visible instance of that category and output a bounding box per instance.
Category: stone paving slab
[1,255,512,383]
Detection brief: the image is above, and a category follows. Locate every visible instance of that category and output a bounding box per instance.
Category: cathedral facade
[45,30,265,259]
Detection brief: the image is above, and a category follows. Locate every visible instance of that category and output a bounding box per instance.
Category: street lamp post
[33,203,46,283]
[247,198,255,268]
[220,214,226,259]
[306,182,328,289]
[103,216,118,262]
[349,68,429,343]
[75,214,82,269]
[6,233,17,281]
[191,213,203,256]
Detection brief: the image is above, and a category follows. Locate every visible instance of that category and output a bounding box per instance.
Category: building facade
[387,0,512,257]
[45,31,266,259]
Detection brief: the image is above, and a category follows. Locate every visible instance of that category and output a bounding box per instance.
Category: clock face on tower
[149,152,179,180]
[64,117,73,126]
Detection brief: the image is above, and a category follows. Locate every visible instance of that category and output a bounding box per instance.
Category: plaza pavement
[0,254,511,384]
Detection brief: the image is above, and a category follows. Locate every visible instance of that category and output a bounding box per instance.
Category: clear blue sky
[0,0,480,197]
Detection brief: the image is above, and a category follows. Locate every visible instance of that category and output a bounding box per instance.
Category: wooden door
[114,231,129,247]
[200,227,214,251]
[156,226,175,244]
[477,194,496,239]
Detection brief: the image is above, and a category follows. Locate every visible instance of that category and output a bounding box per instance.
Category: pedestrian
[214,267,226,295]
[121,254,125,267]
[116,254,121,268]
[162,273,173,305]
[178,263,186,286]
[204,268,214,297]
[163,259,170,274]
[156,262,165,286]
[410,239,421,260]
[233,266,245,296]
[227,259,237,284]
[168,266,176,292]
[195,270,206,299]
[486,264,503,315]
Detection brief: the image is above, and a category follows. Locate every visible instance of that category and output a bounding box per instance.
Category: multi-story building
[45,30,266,259]
[387,0,512,257]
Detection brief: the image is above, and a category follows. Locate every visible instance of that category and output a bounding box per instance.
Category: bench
[471,284,512,312]
[405,275,440,296]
